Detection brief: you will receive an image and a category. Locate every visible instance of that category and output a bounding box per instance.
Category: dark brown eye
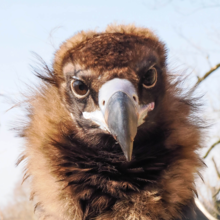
[71,80,89,97]
[142,67,157,88]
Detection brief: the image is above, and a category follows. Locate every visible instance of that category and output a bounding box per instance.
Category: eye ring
[71,80,89,98]
[142,67,157,89]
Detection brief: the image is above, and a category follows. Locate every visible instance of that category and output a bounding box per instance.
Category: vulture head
[20,24,204,220]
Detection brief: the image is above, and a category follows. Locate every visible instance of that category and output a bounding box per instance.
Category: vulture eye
[142,67,157,88]
[71,80,89,97]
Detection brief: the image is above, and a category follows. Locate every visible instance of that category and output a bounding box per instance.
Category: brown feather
[18,24,205,220]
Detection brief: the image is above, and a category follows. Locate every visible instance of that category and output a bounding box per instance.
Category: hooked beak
[83,78,154,162]
[104,91,138,161]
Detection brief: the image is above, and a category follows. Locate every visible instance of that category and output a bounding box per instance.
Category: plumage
[19,24,206,220]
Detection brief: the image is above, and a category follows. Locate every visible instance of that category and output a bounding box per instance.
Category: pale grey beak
[104,91,138,161]
[98,78,139,162]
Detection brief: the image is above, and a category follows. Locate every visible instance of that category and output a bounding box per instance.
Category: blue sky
[0,0,220,205]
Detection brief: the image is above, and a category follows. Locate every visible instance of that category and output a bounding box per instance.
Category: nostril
[133,96,137,102]
[102,100,105,106]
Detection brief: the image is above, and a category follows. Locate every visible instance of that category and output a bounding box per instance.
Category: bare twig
[197,186,220,216]
[211,157,220,198]
[174,28,210,58]
[212,157,220,179]
[206,55,212,68]
[195,198,218,220]
[203,140,220,159]
[213,188,220,198]
[174,29,220,86]
[196,63,220,87]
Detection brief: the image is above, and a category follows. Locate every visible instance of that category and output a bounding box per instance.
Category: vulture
[19,24,208,220]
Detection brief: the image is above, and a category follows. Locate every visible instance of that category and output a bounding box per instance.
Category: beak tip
[124,145,133,162]
[104,91,137,163]
[126,155,132,162]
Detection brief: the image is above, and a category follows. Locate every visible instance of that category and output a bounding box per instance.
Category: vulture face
[62,44,163,161]
[21,25,204,220]
[59,33,167,163]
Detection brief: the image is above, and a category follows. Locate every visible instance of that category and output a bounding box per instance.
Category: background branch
[213,188,220,198]
[196,63,220,87]
[212,157,220,179]
[203,140,220,159]
[195,198,218,220]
